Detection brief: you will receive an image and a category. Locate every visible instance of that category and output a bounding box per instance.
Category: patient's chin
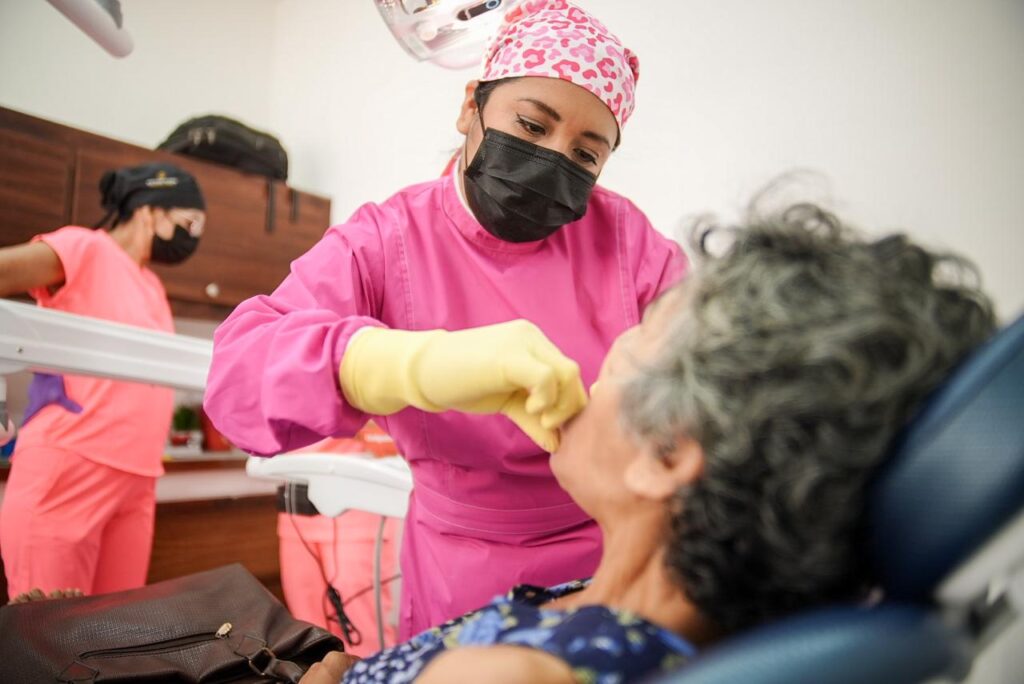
[550,421,583,485]
[553,417,579,457]
[550,437,568,477]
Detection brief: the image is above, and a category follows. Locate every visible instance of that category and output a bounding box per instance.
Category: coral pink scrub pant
[1,446,155,598]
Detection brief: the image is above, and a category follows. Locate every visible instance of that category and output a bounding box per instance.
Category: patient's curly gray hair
[621,201,996,633]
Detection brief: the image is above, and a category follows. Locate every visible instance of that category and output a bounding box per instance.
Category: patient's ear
[625,437,704,502]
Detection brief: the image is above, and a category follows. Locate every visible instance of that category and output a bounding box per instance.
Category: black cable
[285,482,362,646]
[343,573,403,605]
[324,586,362,647]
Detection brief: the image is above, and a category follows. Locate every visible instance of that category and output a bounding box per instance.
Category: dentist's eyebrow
[580,130,612,150]
[518,97,613,150]
[518,97,562,121]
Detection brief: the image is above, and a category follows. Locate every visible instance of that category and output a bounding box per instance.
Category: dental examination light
[44,0,133,58]
[373,0,521,69]
[0,298,211,437]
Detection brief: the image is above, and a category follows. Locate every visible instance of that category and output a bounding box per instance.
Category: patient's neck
[563,510,718,646]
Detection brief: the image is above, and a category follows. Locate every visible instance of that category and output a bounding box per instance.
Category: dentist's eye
[575,149,599,166]
[516,115,545,136]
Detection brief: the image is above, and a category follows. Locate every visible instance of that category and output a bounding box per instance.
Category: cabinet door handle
[205,282,221,299]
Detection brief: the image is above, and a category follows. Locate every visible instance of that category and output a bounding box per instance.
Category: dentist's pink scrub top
[204,173,685,638]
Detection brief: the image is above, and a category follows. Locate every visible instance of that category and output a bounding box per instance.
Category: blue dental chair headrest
[869,313,1024,600]
[654,313,1024,684]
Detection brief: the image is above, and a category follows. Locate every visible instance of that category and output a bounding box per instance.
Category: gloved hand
[23,373,84,425]
[339,320,587,452]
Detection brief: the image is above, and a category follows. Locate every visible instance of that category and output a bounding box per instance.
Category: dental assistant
[204,0,686,638]
[0,163,206,598]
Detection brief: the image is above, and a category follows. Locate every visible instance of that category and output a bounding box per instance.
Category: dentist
[205,0,685,638]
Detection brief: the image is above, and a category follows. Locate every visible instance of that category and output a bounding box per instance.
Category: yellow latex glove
[339,321,587,452]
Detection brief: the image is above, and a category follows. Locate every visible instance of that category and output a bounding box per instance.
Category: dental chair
[653,314,1024,684]
[247,315,1024,683]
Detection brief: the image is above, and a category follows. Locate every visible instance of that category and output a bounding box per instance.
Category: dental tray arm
[0,298,212,444]
[0,298,211,391]
[246,453,413,519]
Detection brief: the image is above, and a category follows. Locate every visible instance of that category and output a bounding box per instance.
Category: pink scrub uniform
[0,227,174,597]
[205,174,685,637]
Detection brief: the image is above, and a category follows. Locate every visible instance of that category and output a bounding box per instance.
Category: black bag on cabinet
[158,115,288,181]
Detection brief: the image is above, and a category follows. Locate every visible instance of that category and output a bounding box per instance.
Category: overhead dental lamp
[44,0,133,58]
[0,298,410,649]
[373,0,521,69]
[0,299,410,517]
[0,298,211,439]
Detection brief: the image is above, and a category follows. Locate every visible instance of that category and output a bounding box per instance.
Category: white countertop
[154,469,281,502]
[0,465,282,505]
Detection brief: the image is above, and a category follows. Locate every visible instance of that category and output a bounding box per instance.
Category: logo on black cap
[145,170,179,189]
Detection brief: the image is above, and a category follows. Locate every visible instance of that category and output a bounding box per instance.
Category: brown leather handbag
[0,564,343,683]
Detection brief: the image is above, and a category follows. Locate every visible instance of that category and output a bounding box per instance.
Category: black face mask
[463,128,598,243]
[151,225,199,265]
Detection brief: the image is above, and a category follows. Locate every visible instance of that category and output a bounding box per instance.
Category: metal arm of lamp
[0,298,212,442]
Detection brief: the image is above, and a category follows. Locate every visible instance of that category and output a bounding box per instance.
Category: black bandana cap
[96,162,205,227]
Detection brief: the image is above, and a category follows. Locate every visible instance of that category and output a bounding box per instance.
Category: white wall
[0,0,279,423]
[268,0,1024,321]
[267,0,470,207]
[0,0,279,148]
[1,0,1021,319]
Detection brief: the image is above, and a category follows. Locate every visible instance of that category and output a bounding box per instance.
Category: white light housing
[45,0,134,58]
[0,298,210,391]
[373,0,521,70]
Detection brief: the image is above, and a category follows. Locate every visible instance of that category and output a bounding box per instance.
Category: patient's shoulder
[345,582,694,683]
[417,646,574,684]
[458,581,696,682]
[499,603,695,681]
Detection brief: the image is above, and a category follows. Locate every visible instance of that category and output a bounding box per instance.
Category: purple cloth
[23,373,84,425]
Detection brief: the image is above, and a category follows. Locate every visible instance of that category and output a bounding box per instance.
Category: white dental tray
[246,453,413,519]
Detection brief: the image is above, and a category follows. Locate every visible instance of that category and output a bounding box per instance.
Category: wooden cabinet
[0,129,74,246]
[0,107,331,320]
[149,494,283,603]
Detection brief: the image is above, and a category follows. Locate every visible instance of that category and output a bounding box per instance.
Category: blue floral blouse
[342,579,697,683]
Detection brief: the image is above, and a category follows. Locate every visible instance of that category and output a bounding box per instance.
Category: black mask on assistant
[150,225,200,264]
[95,162,206,265]
[463,124,598,243]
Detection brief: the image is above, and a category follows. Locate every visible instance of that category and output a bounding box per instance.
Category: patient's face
[552,288,681,516]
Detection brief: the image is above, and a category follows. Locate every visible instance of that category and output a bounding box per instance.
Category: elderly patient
[298,202,995,684]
